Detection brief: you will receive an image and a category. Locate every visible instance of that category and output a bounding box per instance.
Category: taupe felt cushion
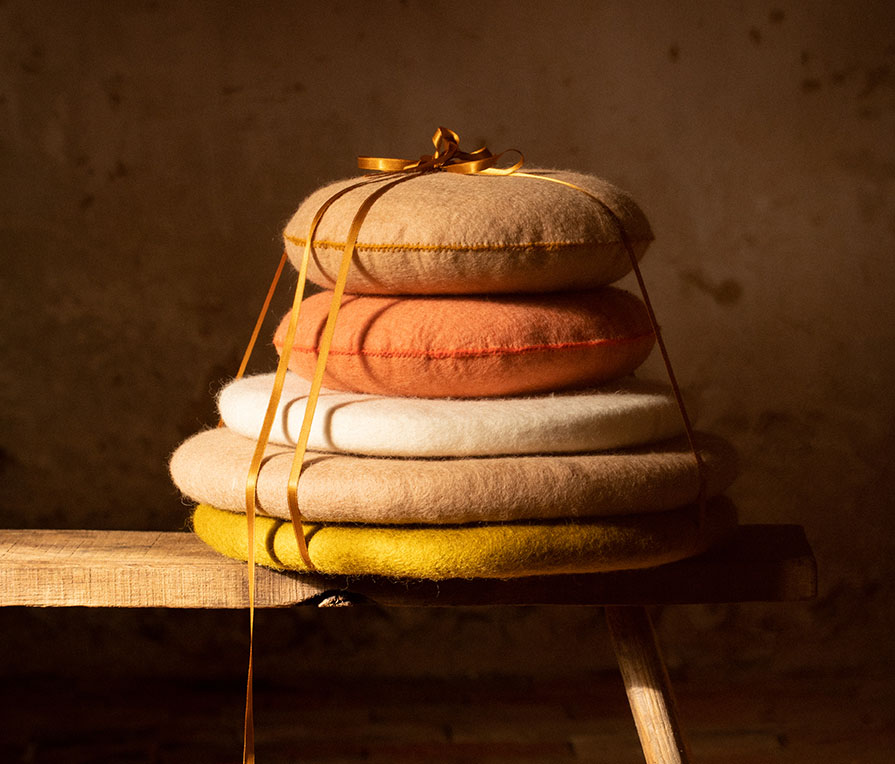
[169,427,738,525]
[283,170,653,295]
[192,498,738,579]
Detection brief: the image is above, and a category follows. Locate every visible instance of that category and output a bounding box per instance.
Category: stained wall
[1,0,893,681]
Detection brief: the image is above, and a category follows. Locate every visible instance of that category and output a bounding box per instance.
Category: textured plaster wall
[1,0,893,681]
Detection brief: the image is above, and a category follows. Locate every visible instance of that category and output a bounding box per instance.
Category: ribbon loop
[358,127,524,176]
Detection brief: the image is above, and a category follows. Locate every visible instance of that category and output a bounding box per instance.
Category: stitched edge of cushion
[192,498,737,578]
[285,235,652,252]
[276,332,655,360]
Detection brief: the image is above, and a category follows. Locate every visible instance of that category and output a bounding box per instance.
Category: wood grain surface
[0,530,334,608]
[607,606,692,763]
[0,524,816,608]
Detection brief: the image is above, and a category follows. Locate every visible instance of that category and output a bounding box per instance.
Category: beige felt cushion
[192,498,738,579]
[169,427,738,525]
[283,170,653,295]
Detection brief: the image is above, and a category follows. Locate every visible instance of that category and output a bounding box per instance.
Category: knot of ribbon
[358,126,523,175]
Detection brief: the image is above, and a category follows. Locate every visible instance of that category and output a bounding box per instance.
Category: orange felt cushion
[273,289,656,398]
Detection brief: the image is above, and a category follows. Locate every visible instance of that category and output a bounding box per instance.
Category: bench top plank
[0,530,334,608]
[0,525,816,608]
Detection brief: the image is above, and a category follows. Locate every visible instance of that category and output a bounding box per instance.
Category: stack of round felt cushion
[171,169,739,580]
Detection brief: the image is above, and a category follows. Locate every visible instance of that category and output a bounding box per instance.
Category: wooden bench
[0,524,816,764]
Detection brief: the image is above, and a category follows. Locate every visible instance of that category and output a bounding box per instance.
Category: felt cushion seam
[285,235,650,252]
[279,332,655,359]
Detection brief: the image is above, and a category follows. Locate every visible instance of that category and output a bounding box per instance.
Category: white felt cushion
[283,170,653,295]
[218,372,685,457]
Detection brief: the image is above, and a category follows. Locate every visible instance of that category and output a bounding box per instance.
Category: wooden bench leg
[605,606,692,764]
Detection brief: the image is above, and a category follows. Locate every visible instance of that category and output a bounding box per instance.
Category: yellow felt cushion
[284,170,653,295]
[192,498,737,580]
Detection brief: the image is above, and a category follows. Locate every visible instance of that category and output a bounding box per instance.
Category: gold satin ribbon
[358,126,524,175]
[237,171,414,763]
[243,128,525,570]
[233,127,707,763]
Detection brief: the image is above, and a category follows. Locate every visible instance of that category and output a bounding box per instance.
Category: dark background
[1,0,893,694]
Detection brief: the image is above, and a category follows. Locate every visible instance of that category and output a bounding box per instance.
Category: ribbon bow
[358,126,523,175]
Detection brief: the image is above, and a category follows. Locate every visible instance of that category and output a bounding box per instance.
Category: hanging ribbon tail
[243,638,254,764]
[235,172,405,763]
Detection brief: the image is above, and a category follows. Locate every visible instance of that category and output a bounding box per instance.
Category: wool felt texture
[283,170,654,295]
[218,372,686,457]
[169,427,738,524]
[191,497,737,579]
[274,288,656,398]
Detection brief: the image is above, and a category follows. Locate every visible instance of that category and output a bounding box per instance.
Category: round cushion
[218,372,685,457]
[283,170,653,295]
[169,427,738,524]
[192,498,737,579]
[274,288,655,398]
